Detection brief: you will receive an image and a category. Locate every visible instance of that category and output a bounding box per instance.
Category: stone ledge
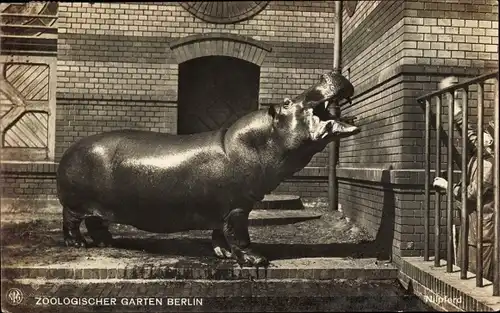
[1,162,58,175]
[337,167,462,185]
[56,92,178,103]
[1,257,397,281]
[1,162,327,178]
[253,194,304,210]
[398,256,500,312]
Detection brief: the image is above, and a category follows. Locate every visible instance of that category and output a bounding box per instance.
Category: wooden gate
[177,56,260,134]
[0,55,56,161]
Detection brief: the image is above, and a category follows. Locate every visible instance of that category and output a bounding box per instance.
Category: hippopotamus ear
[268,98,292,118]
[268,104,277,118]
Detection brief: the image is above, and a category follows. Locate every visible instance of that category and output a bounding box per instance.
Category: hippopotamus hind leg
[62,206,87,248]
[212,229,232,258]
[223,208,269,267]
[85,216,114,247]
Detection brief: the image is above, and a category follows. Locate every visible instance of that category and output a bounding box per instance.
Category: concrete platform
[253,194,304,210]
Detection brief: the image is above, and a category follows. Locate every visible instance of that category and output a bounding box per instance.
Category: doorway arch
[177,56,260,134]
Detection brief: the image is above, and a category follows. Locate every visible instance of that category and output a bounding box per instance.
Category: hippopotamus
[56,71,360,266]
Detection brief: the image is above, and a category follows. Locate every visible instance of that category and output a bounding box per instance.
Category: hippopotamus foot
[62,206,87,248]
[85,216,114,247]
[232,247,269,267]
[223,208,269,267]
[211,229,232,258]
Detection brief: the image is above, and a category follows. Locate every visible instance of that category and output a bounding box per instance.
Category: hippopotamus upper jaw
[295,71,355,109]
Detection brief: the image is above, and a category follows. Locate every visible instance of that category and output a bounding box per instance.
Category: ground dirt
[1,198,378,266]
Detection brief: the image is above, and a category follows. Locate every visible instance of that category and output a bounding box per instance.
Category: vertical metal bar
[476,82,484,287]
[424,99,431,261]
[332,0,343,83]
[435,96,442,267]
[460,88,469,279]
[493,77,500,296]
[447,91,455,273]
[329,0,343,211]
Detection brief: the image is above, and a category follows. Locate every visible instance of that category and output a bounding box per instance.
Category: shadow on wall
[113,167,396,261]
[373,165,395,261]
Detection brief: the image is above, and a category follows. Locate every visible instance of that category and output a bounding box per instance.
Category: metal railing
[418,71,499,296]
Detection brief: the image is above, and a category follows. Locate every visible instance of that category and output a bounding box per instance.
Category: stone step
[1,257,397,281]
[1,278,432,313]
[253,194,304,210]
[249,210,321,226]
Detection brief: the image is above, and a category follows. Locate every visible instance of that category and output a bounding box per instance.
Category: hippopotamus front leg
[223,208,268,267]
[85,216,114,247]
[62,206,87,248]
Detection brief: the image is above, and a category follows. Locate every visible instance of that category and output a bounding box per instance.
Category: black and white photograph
[0,1,499,312]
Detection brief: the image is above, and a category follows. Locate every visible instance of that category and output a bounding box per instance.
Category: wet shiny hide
[56,71,360,266]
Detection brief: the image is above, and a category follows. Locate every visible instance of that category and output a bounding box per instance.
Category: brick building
[0,1,498,264]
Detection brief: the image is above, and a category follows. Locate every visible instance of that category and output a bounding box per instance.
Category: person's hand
[433,177,448,190]
[439,76,458,89]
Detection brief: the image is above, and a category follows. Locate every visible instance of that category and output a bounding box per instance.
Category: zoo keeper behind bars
[433,76,496,282]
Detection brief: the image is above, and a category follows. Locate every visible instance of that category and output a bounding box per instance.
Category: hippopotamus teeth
[335,122,361,137]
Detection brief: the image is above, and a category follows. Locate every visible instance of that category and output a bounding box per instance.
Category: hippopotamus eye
[321,73,332,85]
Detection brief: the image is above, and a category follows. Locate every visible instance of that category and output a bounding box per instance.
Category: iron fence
[418,71,499,296]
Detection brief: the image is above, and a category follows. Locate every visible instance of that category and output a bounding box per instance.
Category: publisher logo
[6,288,24,306]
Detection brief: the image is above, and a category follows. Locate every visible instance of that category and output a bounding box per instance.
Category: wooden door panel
[177,56,259,134]
[0,56,56,161]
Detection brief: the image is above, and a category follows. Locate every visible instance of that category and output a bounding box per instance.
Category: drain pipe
[328,0,343,211]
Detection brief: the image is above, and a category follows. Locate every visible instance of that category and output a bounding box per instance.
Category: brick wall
[337,0,498,261]
[2,1,338,201]
[0,163,58,201]
[55,2,337,168]
[55,98,178,158]
[273,178,329,200]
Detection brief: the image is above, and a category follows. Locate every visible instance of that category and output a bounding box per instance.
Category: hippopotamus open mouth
[289,71,359,141]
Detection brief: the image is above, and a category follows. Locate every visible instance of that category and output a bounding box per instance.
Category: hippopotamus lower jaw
[311,117,360,141]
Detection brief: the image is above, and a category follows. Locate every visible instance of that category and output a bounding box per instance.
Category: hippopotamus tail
[56,131,121,214]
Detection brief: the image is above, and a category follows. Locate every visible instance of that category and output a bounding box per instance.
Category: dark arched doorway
[177,56,260,134]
